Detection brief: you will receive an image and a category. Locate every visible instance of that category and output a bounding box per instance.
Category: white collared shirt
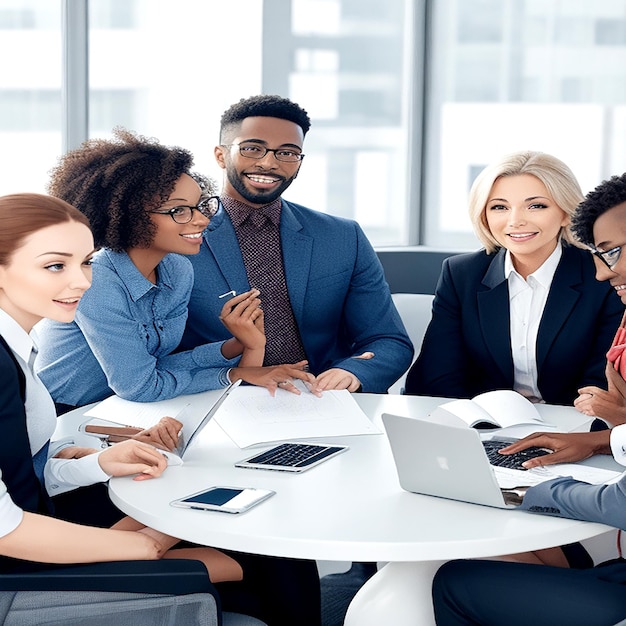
[0,309,55,456]
[610,424,626,467]
[505,243,562,403]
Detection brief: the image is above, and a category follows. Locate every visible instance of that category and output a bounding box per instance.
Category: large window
[3,1,626,249]
[0,0,62,194]
[423,0,626,249]
[87,0,415,246]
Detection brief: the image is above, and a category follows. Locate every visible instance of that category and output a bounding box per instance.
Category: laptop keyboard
[482,439,551,470]
[243,443,343,468]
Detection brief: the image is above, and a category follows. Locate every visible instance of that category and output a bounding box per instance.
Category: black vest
[0,335,52,515]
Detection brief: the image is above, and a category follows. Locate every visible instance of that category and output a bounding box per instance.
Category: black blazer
[0,335,51,515]
[405,245,624,405]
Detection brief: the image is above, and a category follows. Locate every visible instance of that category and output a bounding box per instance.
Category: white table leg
[343,560,446,626]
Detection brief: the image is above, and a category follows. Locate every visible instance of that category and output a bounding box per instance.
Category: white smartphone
[170,486,275,514]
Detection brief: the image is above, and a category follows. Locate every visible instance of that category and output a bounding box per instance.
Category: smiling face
[485,174,570,275]
[215,116,304,207]
[0,220,95,332]
[147,173,209,257]
[591,201,626,303]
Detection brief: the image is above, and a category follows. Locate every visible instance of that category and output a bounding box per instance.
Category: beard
[225,165,298,206]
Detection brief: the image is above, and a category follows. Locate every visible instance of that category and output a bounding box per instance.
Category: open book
[429,390,547,430]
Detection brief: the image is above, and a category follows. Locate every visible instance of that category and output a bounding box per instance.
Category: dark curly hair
[219,94,311,143]
[571,172,626,246]
[47,127,211,251]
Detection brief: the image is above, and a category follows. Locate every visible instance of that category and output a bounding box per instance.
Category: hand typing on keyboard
[482,439,551,471]
[495,431,612,468]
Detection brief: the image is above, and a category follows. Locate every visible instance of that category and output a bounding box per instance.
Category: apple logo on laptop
[436,456,450,471]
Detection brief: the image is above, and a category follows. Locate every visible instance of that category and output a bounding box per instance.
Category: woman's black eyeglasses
[149,196,220,224]
[590,244,624,270]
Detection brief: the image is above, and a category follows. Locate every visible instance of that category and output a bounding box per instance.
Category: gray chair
[0,560,267,626]
[388,293,435,394]
[0,591,267,625]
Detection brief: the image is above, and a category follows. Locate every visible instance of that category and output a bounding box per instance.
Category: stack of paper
[83,382,381,450]
[214,383,381,448]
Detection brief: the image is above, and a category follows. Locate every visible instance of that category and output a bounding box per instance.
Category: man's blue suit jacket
[180,199,413,393]
[405,245,624,405]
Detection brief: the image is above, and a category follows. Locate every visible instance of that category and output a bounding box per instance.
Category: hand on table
[231,360,318,396]
[575,362,626,426]
[98,439,168,480]
[312,368,362,393]
[53,446,99,459]
[497,430,612,468]
[132,416,182,451]
[307,351,372,393]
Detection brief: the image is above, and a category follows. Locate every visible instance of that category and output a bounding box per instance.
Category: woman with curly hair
[36,128,314,409]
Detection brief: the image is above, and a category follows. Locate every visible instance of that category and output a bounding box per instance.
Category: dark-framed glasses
[223,142,305,163]
[590,244,623,269]
[149,195,220,224]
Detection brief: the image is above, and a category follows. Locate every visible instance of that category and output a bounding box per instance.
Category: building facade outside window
[2,0,626,250]
[424,0,626,249]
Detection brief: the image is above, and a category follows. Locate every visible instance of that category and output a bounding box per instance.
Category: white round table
[92,392,613,625]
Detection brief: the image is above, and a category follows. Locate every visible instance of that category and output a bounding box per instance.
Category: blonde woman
[406,150,622,406]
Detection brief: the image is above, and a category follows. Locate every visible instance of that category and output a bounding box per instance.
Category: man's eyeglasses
[149,196,220,224]
[590,244,624,269]
[223,142,305,163]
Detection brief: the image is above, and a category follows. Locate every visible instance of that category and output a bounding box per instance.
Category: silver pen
[218,290,237,299]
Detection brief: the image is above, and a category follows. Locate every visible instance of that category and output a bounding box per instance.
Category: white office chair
[388,293,435,394]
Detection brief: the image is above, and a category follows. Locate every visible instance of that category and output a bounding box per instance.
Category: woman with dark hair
[36,128,314,408]
[32,131,322,625]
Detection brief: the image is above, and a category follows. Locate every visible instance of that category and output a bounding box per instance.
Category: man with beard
[180,94,413,395]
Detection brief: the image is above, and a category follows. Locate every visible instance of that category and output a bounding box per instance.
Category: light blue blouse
[36,249,236,405]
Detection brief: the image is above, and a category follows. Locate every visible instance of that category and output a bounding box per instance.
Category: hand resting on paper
[307,351,373,393]
[498,430,613,468]
[230,360,318,396]
[313,368,362,393]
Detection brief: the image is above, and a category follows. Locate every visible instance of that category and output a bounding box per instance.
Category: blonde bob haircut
[468,150,583,254]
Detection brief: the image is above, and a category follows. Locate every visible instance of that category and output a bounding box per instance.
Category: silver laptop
[80,380,242,462]
[382,413,538,509]
[235,441,348,472]
[175,379,242,459]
